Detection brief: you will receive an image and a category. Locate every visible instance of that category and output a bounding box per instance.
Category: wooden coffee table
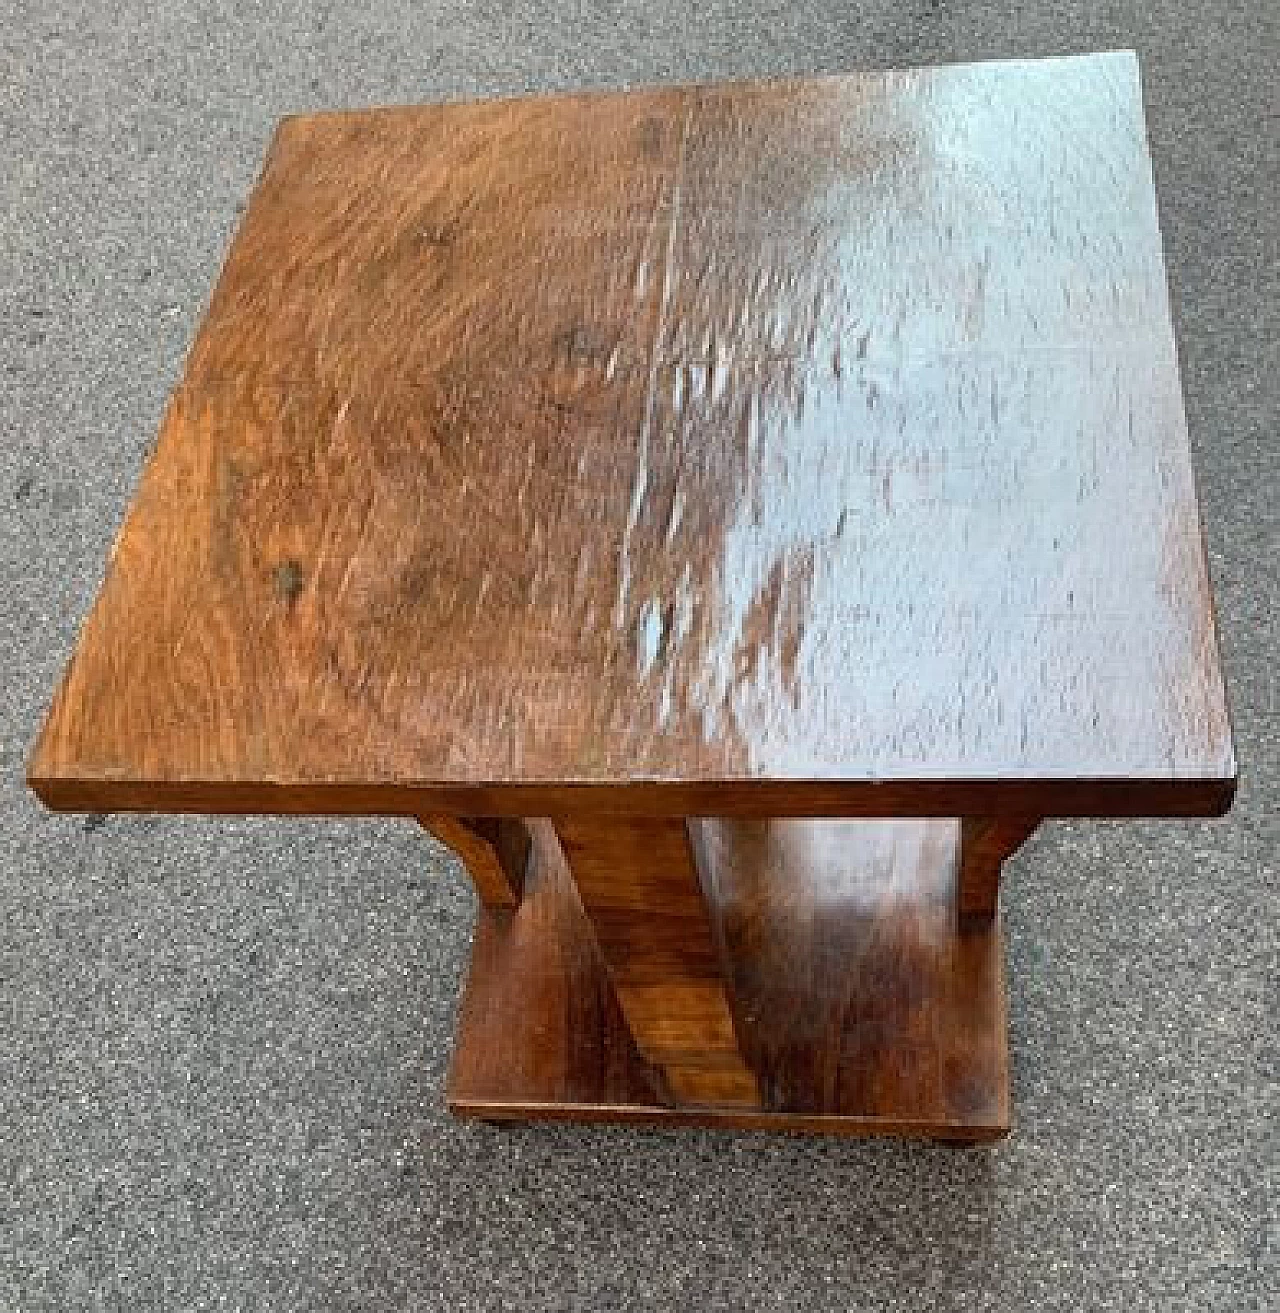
[29,52,1234,1140]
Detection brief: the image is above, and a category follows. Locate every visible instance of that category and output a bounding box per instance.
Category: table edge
[27,770,1236,819]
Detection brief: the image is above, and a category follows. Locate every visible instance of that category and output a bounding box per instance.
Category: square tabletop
[30,52,1234,819]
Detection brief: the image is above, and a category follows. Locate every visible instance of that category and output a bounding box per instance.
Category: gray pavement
[1,3,1276,1310]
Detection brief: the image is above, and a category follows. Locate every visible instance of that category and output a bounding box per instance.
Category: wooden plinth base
[448,818,1009,1141]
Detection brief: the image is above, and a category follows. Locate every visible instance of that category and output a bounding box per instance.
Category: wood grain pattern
[29,52,1234,820]
[552,815,760,1107]
[958,815,1040,921]
[447,820,660,1113]
[418,815,531,907]
[450,818,1009,1138]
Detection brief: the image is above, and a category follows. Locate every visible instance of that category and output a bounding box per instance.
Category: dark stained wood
[418,815,531,908]
[958,815,1040,922]
[447,821,661,1112]
[26,775,1235,819]
[29,52,1235,820]
[552,815,759,1107]
[450,817,1009,1138]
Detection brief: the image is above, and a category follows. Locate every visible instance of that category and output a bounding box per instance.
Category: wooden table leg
[419,816,531,909]
[551,815,761,1108]
[958,816,1040,922]
[446,817,1010,1139]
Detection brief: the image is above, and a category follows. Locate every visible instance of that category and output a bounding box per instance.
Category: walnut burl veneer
[29,53,1234,1139]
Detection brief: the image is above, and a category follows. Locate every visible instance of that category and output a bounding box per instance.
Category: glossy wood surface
[30,52,1234,819]
[449,818,1008,1137]
[553,815,759,1106]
